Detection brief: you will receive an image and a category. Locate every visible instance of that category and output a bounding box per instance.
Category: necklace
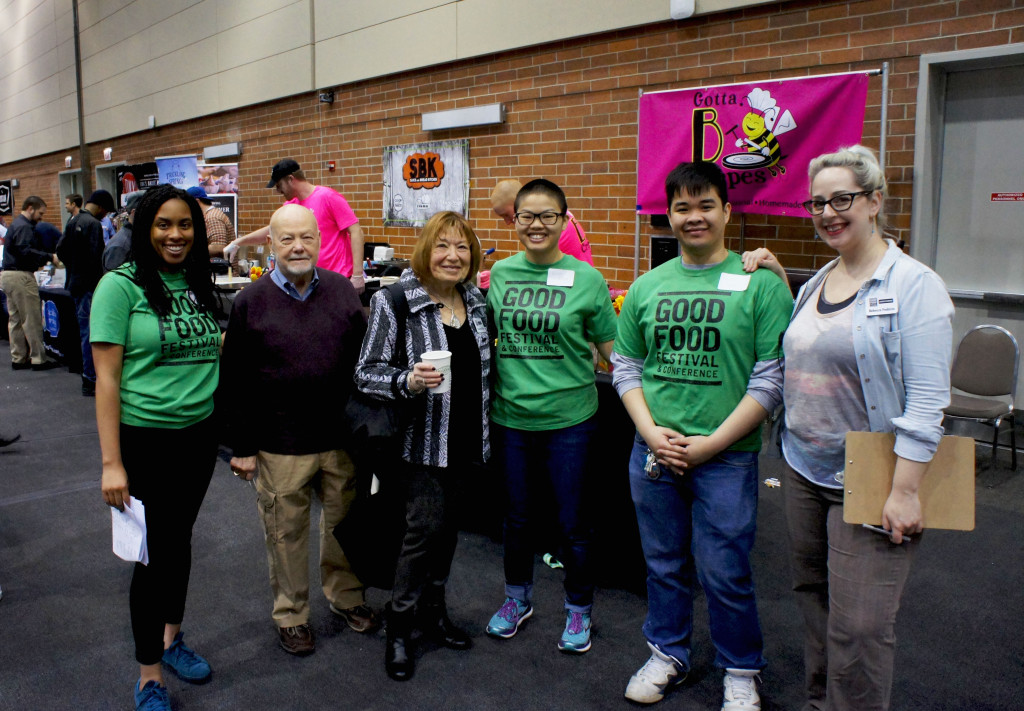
[426,288,461,327]
[436,301,460,327]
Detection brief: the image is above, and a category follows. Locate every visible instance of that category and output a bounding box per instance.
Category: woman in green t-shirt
[92,185,222,711]
[485,179,617,654]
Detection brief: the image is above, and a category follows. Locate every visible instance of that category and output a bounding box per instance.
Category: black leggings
[121,416,217,665]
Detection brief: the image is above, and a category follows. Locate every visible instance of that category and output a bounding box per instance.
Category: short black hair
[514,178,568,214]
[66,194,83,208]
[22,196,46,211]
[664,161,729,207]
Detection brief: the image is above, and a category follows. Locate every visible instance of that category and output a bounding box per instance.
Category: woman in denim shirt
[745,145,953,711]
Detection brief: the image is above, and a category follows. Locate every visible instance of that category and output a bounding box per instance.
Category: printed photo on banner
[383,139,469,227]
[197,163,239,194]
[637,73,870,216]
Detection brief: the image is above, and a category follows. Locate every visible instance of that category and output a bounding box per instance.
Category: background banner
[637,73,869,216]
[115,162,159,207]
[0,180,12,216]
[156,156,199,190]
[383,139,469,227]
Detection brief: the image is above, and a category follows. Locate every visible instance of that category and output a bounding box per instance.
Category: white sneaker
[624,642,685,704]
[721,668,761,710]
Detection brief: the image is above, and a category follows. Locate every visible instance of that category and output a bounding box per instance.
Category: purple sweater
[221,269,366,457]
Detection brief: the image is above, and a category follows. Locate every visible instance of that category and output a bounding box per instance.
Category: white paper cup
[420,350,452,394]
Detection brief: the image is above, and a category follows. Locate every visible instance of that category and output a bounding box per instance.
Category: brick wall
[3,0,1022,288]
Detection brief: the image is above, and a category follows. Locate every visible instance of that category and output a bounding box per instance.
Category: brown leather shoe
[330,603,379,633]
[278,624,315,655]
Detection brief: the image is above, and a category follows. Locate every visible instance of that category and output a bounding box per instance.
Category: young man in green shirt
[612,162,792,708]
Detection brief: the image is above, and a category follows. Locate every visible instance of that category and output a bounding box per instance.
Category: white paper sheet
[111,496,148,565]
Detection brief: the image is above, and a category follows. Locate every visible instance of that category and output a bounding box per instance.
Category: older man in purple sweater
[222,204,376,656]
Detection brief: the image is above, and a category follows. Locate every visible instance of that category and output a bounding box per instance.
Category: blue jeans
[494,417,597,613]
[628,435,765,671]
[74,292,95,383]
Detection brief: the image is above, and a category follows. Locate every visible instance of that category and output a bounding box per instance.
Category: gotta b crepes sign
[637,73,870,217]
[384,139,469,227]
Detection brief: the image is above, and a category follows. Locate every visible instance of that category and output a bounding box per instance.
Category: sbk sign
[402,152,444,189]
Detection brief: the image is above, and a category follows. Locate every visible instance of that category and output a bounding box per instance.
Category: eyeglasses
[514,210,564,226]
[802,191,874,216]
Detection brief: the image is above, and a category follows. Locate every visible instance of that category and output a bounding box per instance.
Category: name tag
[865,295,899,316]
[717,272,750,292]
[547,268,575,287]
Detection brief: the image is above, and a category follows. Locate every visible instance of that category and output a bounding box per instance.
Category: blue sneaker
[558,610,592,653]
[134,679,170,711]
[161,632,212,683]
[485,597,532,638]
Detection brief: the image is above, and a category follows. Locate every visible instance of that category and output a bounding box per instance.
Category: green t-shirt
[90,266,220,428]
[488,253,618,430]
[615,251,792,451]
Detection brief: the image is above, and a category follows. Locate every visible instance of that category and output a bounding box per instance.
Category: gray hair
[808,145,886,230]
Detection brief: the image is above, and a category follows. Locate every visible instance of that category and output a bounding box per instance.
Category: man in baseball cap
[225,159,365,292]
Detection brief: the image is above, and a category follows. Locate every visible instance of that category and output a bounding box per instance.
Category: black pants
[122,416,217,665]
[390,462,467,614]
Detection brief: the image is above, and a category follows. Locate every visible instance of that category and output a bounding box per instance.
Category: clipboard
[842,432,975,531]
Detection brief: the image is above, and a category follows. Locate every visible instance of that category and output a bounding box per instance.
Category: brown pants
[783,464,919,711]
[1,270,47,364]
[255,449,364,627]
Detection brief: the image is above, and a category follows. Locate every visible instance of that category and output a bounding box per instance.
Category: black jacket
[57,209,105,297]
[1,215,50,272]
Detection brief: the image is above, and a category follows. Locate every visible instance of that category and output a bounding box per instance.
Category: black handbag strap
[384,282,410,397]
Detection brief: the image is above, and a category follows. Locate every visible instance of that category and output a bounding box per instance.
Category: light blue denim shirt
[270,266,320,301]
[786,240,954,464]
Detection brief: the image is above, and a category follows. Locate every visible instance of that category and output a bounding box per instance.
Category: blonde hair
[410,211,481,284]
[808,145,887,229]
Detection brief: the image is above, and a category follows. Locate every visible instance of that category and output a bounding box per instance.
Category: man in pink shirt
[225,159,366,292]
[490,179,593,265]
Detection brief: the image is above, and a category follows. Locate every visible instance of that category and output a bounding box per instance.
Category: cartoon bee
[732,88,797,177]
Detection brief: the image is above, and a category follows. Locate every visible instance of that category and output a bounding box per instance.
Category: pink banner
[637,73,869,216]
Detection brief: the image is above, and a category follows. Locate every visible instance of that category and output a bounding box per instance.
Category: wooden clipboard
[842,432,975,531]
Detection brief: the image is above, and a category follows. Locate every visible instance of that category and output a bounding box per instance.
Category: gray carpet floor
[1,358,1022,710]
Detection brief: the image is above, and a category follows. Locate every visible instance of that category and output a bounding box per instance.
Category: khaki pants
[783,464,918,711]
[0,270,47,364]
[255,449,364,627]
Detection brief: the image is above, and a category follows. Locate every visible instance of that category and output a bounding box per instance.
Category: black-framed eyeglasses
[514,210,564,226]
[802,191,874,216]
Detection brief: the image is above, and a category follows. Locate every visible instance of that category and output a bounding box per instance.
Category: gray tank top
[781,279,870,489]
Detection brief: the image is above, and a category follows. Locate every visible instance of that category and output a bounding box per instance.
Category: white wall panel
[315,3,456,87]
[217,0,304,32]
[456,0,665,59]
[216,3,309,72]
[0,0,772,164]
[314,0,451,40]
[218,47,312,109]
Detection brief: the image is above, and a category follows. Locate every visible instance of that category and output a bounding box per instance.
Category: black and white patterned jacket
[354,268,491,467]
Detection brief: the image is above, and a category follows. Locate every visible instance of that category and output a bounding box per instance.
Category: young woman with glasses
[484,179,617,654]
[743,145,953,710]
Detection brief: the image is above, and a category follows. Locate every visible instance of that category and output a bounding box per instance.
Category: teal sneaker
[134,679,170,711]
[557,610,592,653]
[485,597,532,638]
[161,632,212,683]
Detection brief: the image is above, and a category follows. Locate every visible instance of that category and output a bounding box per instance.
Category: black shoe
[31,360,61,371]
[11,361,30,371]
[423,605,472,650]
[385,607,415,681]
[0,433,21,448]
[82,379,96,396]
